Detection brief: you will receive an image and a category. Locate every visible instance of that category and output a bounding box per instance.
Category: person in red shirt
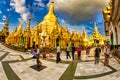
[77,45,82,60]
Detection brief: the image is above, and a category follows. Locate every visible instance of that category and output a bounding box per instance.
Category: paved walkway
[0,43,120,80]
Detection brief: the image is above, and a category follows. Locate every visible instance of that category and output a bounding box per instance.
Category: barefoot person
[56,44,61,63]
[77,45,82,60]
[86,46,90,60]
[104,44,110,66]
[66,44,71,59]
[94,45,101,64]
[32,45,36,58]
[36,45,42,68]
[71,44,76,60]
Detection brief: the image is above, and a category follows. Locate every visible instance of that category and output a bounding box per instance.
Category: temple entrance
[27,37,30,48]
[20,36,24,46]
[33,41,35,47]
[2,36,5,42]
[56,38,60,46]
[96,40,99,45]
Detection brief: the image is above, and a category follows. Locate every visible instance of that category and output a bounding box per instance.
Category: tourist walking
[94,45,101,64]
[104,44,110,66]
[77,45,82,60]
[66,44,71,59]
[36,45,42,68]
[32,45,37,58]
[56,44,61,63]
[101,45,104,52]
[71,44,76,60]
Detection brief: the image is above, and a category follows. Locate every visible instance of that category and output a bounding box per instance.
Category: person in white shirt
[56,44,61,63]
[104,44,110,66]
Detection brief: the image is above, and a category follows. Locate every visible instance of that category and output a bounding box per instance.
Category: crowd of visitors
[26,43,120,68]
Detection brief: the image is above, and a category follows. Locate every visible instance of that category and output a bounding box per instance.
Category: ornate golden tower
[81,27,89,46]
[6,29,15,45]
[0,17,10,42]
[77,28,82,41]
[37,0,61,34]
[82,27,86,39]
[71,25,80,46]
[14,19,23,46]
[90,21,107,46]
[23,16,31,48]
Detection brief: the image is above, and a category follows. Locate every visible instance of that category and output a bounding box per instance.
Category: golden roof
[37,0,64,35]
[14,19,23,37]
[23,18,31,37]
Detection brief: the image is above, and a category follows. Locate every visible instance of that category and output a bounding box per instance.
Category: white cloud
[0,22,4,25]
[53,0,110,24]
[6,8,13,12]
[7,9,10,12]
[61,19,65,23]
[10,0,30,22]
[2,15,6,21]
[34,0,45,7]
[0,10,2,14]
[3,1,6,4]
[47,1,51,7]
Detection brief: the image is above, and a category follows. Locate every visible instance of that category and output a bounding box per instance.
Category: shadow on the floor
[30,65,47,71]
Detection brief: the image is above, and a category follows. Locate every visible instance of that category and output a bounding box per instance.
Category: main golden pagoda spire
[43,0,57,22]
[94,21,98,32]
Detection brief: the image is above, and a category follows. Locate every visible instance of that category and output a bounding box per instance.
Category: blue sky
[0,0,109,38]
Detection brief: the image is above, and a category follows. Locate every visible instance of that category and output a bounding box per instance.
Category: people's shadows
[30,65,47,71]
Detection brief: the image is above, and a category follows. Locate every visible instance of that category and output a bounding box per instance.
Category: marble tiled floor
[2,54,22,61]
[10,59,69,80]
[0,52,5,57]
[0,62,8,80]
[0,43,120,80]
[75,62,112,76]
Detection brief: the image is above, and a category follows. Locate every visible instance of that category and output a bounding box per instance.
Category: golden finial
[82,26,85,32]
[94,21,98,32]
[74,24,76,31]
[52,0,54,3]
[17,18,23,32]
[78,27,80,33]
[65,21,69,30]
[94,21,96,27]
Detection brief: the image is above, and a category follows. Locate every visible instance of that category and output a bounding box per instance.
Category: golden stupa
[0,17,9,42]
[4,0,107,49]
[71,26,80,46]
[14,19,23,46]
[81,27,89,47]
[89,22,107,46]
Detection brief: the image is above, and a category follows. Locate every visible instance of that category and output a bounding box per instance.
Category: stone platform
[0,43,120,80]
